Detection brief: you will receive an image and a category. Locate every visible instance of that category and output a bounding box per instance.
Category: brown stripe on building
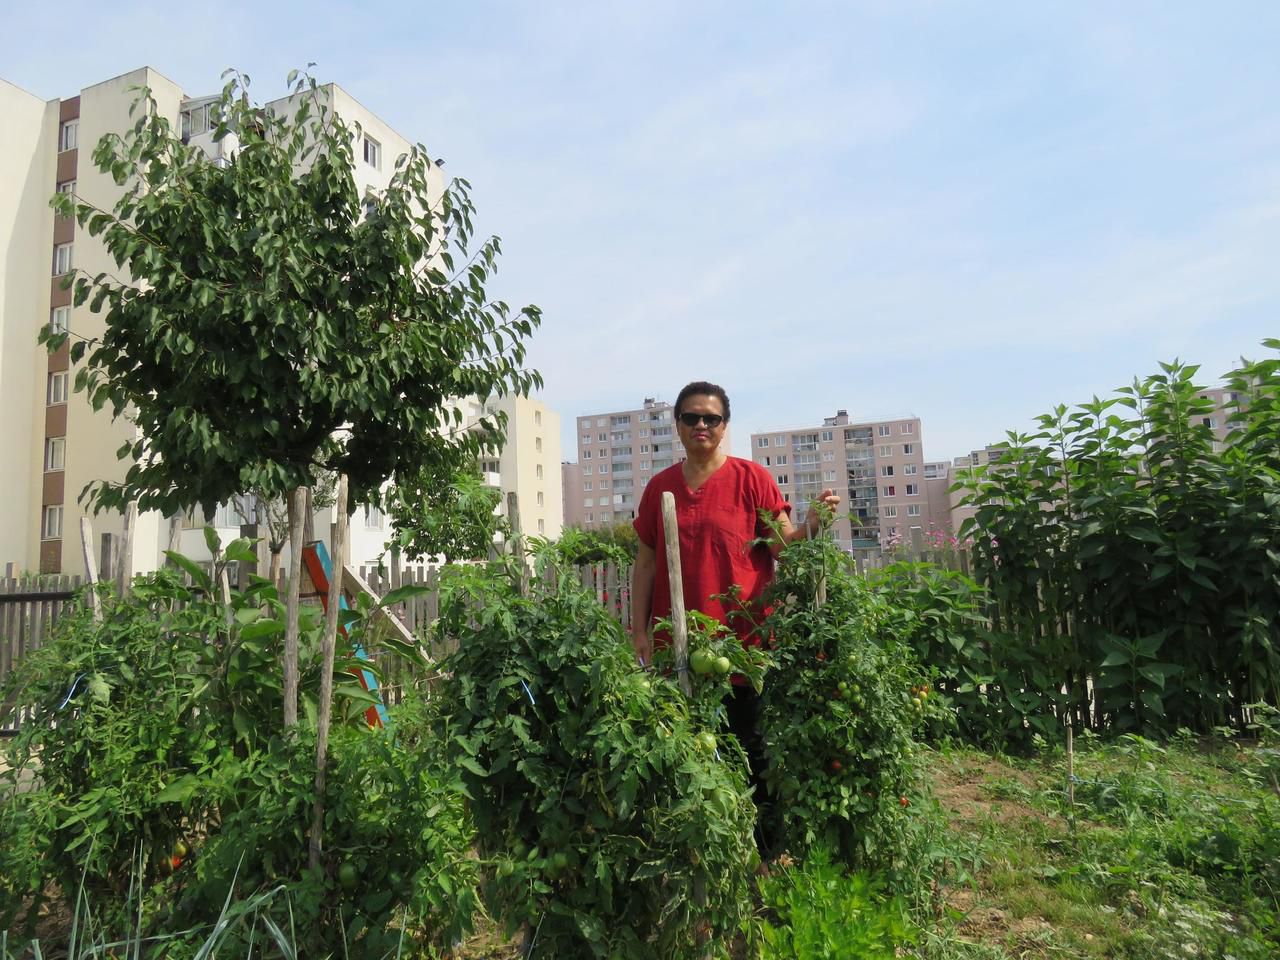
[42,471,65,506]
[59,96,80,122]
[44,403,67,437]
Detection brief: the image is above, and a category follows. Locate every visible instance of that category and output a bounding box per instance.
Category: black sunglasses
[678,412,725,428]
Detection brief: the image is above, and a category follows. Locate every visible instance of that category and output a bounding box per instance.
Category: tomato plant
[434,540,758,958]
[760,530,932,870]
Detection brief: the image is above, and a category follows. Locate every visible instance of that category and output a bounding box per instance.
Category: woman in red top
[631,381,839,854]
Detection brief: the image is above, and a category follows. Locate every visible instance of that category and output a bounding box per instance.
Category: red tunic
[633,457,790,649]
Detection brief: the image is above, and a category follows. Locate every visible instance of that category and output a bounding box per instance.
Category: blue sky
[5,2,1278,461]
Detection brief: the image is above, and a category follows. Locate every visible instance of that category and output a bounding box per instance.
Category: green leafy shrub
[0,539,449,950]
[758,846,916,959]
[168,701,477,957]
[433,542,758,958]
[760,534,934,872]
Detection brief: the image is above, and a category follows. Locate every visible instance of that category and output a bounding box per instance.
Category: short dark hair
[675,381,731,422]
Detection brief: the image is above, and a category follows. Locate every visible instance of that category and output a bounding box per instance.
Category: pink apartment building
[749,410,942,558]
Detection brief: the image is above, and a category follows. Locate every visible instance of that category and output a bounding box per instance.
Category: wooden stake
[310,474,348,872]
[660,492,691,697]
[507,491,529,595]
[115,501,137,597]
[1066,714,1076,834]
[80,517,102,623]
[283,486,307,728]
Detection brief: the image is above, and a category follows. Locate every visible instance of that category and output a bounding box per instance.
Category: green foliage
[0,543,460,952]
[956,345,1280,738]
[758,847,916,959]
[168,705,477,957]
[760,533,934,871]
[44,68,540,517]
[432,543,757,958]
[387,456,504,562]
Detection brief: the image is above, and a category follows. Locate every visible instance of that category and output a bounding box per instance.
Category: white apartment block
[750,410,934,557]
[1,66,534,578]
[563,397,733,531]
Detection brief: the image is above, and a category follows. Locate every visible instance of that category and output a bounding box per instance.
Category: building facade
[750,410,928,557]
[1,66,541,577]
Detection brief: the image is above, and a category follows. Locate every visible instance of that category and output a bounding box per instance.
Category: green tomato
[713,656,732,676]
[337,861,359,891]
[690,649,713,675]
[837,681,848,692]
[496,860,515,878]
[696,732,718,754]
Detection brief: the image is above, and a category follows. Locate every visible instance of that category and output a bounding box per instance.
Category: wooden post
[80,517,102,623]
[167,513,182,556]
[283,486,307,728]
[1066,714,1076,835]
[507,491,529,594]
[807,520,827,608]
[660,492,691,697]
[115,501,137,597]
[310,474,348,871]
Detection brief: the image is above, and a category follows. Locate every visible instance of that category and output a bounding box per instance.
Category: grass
[913,730,1280,960]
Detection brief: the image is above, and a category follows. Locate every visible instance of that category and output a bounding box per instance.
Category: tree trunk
[283,485,308,729]
[310,474,348,872]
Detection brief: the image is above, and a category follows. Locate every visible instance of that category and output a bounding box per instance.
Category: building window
[583,450,591,460]
[777,455,787,465]
[774,436,785,446]
[879,444,892,457]
[599,479,608,489]
[362,135,381,169]
[47,371,69,405]
[584,481,592,491]
[640,461,649,470]
[820,430,833,442]
[901,422,915,435]
[903,443,914,455]
[583,497,593,508]
[778,474,789,485]
[45,437,66,471]
[582,434,591,446]
[364,505,384,529]
[883,506,897,518]
[824,470,836,481]
[598,432,608,442]
[599,463,609,474]
[535,464,543,479]
[822,451,834,461]
[907,505,921,517]
[877,425,891,438]
[53,243,73,275]
[757,437,769,448]
[763,456,771,467]
[597,418,606,426]
[42,505,64,540]
[883,485,895,497]
[535,437,542,452]
[537,519,545,533]
[640,429,650,438]
[585,513,593,523]
[640,444,650,453]
[50,306,71,336]
[536,492,544,507]
[534,411,542,426]
[906,483,919,496]
[881,465,894,477]
[904,464,917,475]
[57,180,76,196]
[583,465,592,475]
[59,121,78,152]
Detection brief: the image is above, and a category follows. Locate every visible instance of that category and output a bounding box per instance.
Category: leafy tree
[386,454,505,563]
[45,68,540,726]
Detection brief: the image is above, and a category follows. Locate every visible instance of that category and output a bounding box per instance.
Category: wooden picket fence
[0,575,83,734]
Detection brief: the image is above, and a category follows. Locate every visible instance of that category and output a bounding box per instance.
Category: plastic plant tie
[520,679,536,706]
[57,673,86,710]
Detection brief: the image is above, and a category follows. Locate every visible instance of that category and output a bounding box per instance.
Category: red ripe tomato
[829,760,842,772]
[815,652,826,662]
[899,796,910,808]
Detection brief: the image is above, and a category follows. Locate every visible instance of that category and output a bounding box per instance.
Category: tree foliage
[44,68,540,517]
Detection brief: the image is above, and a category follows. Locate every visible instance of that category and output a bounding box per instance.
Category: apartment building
[0,66,533,577]
[563,397,733,530]
[750,410,928,557]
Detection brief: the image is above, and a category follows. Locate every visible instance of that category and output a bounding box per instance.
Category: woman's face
[676,394,727,456]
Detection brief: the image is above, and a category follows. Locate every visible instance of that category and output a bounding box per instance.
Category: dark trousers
[722,684,777,857]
